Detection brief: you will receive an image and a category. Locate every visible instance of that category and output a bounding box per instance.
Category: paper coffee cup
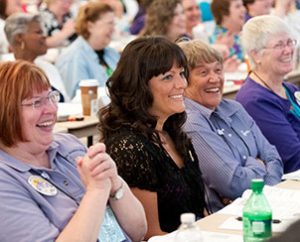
[79,79,98,116]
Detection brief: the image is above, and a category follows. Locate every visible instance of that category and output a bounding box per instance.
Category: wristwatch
[110,181,124,200]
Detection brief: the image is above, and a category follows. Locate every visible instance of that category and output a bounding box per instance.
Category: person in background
[0,60,147,242]
[99,36,206,239]
[56,1,119,99]
[210,0,246,61]
[243,0,273,21]
[272,0,300,41]
[0,0,23,54]
[178,39,283,212]
[236,15,300,173]
[181,0,240,72]
[39,0,76,47]
[130,0,152,35]
[142,0,186,42]
[5,12,69,102]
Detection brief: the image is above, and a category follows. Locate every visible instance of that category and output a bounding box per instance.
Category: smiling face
[87,11,115,49]
[22,21,47,58]
[167,3,186,41]
[148,64,187,122]
[227,0,246,29]
[20,90,58,151]
[256,33,295,78]
[182,0,201,32]
[185,61,224,110]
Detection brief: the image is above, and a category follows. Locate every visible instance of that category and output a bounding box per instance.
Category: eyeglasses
[21,91,60,109]
[264,39,297,51]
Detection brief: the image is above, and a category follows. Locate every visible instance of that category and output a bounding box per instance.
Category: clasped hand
[76,143,121,196]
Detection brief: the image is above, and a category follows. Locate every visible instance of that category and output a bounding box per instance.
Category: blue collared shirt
[0,133,130,242]
[56,36,120,98]
[184,98,283,212]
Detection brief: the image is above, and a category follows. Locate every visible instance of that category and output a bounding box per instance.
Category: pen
[236,217,281,224]
[67,116,85,122]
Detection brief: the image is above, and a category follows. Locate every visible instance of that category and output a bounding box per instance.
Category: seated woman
[0,60,146,242]
[236,15,300,173]
[210,0,246,61]
[142,0,187,42]
[178,39,283,212]
[56,1,120,99]
[4,12,69,101]
[99,36,206,239]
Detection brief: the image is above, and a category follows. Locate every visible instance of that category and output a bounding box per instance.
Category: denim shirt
[0,133,130,242]
[184,98,283,212]
[56,36,120,98]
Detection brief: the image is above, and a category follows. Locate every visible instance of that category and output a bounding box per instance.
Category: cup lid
[79,79,99,87]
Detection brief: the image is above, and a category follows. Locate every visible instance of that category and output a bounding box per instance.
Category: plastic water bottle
[243,179,272,242]
[174,213,203,242]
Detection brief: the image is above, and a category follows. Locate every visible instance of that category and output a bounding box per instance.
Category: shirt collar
[185,97,240,122]
[0,141,60,173]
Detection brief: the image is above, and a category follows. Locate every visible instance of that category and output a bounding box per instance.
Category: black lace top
[105,127,205,232]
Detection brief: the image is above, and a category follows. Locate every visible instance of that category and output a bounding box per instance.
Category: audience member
[130,0,152,35]
[99,36,206,239]
[236,15,300,173]
[56,1,119,99]
[143,0,186,42]
[4,12,69,101]
[0,0,23,53]
[40,0,76,47]
[178,39,283,212]
[210,0,246,61]
[243,0,273,21]
[0,60,147,242]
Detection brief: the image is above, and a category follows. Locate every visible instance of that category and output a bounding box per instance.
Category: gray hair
[4,13,42,47]
[241,15,294,67]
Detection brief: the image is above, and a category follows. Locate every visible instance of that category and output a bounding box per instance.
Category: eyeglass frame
[263,38,297,51]
[21,90,60,109]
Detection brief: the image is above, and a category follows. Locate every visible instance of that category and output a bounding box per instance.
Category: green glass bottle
[243,179,272,242]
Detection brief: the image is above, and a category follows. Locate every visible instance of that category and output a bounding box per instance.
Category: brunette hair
[0,60,50,147]
[99,36,191,156]
[75,1,113,40]
[211,0,231,25]
[143,0,182,37]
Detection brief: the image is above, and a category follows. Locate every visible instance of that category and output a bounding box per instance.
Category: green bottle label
[243,217,272,240]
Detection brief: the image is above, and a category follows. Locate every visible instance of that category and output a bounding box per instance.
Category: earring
[20,41,25,50]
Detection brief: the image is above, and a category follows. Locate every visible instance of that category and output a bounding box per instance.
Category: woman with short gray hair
[236,15,300,173]
[4,12,69,101]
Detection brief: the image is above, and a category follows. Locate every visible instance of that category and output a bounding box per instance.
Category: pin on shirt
[28,175,58,196]
[217,128,225,136]
[241,130,250,136]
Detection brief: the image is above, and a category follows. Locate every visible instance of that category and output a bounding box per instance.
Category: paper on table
[282,169,300,181]
[57,103,82,118]
[218,186,300,232]
[148,231,242,242]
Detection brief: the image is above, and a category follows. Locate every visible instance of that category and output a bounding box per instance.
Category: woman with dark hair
[99,36,206,239]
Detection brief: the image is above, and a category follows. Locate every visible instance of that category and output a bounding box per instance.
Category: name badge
[28,175,57,196]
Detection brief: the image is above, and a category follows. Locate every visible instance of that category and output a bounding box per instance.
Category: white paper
[57,103,82,118]
[282,169,300,181]
[148,231,242,242]
[218,186,300,232]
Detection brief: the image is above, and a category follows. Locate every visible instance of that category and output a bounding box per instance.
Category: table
[196,180,300,234]
[55,116,99,147]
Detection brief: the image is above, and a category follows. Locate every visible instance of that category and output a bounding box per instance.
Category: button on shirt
[184,98,283,212]
[0,133,130,242]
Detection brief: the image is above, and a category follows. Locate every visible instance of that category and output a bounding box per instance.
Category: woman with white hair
[236,15,300,173]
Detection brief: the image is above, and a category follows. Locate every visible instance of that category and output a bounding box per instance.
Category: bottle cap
[180,213,196,223]
[251,179,264,191]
